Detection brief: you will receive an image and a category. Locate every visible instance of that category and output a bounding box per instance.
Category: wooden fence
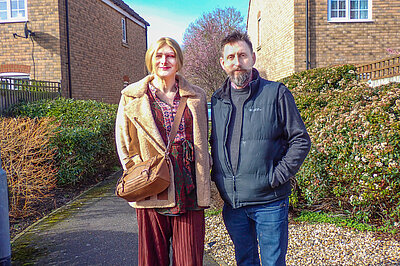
[357,54,400,81]
[0,78,61,115]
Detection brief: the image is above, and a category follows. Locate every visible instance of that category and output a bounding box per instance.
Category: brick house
[247,0,400,81]
[0,0,149,103]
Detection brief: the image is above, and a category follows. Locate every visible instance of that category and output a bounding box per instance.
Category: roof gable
[108,0,149,26]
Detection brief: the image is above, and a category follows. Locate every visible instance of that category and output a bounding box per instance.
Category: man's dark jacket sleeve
[271,84,311,188]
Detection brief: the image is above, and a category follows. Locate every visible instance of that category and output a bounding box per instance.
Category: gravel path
[205,214,400,265]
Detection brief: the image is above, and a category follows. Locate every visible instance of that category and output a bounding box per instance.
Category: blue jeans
[222,198,289,266]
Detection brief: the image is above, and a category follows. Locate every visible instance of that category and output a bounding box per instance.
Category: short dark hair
[220,31,253,55]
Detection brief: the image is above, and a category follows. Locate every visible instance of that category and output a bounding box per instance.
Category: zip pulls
[221,100,238,206]
[222,101,234,175]
[233,175,238,207]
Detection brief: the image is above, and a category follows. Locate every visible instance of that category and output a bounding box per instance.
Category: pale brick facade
[0,0,149,103]
[247,0,295,80]
[248,0,400,81]
[0,0,62,82]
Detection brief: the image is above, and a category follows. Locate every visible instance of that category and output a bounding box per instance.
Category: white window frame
[121,17,127,43]
[0,0,28,23]
[328,0,372,22]
[0,72,29,79]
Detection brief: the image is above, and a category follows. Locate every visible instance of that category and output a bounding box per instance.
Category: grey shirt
[226,84,250,174]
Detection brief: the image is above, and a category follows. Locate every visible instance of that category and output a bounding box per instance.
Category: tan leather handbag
[115,96,188,202]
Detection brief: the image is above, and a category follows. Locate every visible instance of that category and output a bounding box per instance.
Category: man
[210,31,311,266]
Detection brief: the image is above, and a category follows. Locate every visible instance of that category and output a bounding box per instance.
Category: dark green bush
[10,97,119,185]
[280,66,400,230]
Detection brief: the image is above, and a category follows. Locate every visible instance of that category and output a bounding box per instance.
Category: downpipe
[306,0,310,70]
[0,154,11,266]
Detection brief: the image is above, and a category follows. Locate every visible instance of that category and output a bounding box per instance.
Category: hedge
[9,97,119,185]
[280,65,400,228]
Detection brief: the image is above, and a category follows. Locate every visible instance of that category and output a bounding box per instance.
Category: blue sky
[124,0,249,45]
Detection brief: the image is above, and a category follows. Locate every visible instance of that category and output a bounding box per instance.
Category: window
[0,0,27,23]
[121,17,127,43]
[256,11,261,50]
[257,12,261,48]
[328,0,372,22]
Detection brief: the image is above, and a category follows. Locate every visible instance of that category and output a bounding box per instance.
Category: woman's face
[152,44,178,79]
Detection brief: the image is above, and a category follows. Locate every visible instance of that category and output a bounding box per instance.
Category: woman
[115,37,211,265]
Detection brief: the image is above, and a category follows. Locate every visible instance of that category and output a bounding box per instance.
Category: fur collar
[120,74,202,155]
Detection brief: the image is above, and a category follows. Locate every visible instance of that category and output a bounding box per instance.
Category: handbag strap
[125,96,188,169]
[165,96,187,156]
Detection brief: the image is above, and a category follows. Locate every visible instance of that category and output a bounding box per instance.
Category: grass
[205,208,222,217]
[294,211,399,234]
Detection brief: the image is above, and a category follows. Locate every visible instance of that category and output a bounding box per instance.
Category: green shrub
[10,97,119,185]
[280,66,400,228]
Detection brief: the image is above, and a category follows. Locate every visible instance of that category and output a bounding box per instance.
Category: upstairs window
[328,0,372,22]
[0,0,27,23]
[121,17,127,43]
[257,11,261,49]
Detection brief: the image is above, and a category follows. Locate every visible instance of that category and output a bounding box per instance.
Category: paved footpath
[11,171,219,265]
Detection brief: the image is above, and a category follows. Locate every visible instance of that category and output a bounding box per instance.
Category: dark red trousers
[136,208,205,266]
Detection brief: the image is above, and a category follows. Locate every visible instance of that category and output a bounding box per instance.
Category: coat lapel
[122,76,167,154]
[121,74,202,155]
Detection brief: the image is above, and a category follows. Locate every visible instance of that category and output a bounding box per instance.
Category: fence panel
[357,55,400,81]
[0,78,61,114]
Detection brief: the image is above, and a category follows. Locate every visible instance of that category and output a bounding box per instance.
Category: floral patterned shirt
[148,82,200,215]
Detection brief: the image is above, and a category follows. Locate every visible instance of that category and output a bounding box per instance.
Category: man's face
[220,40,256,88]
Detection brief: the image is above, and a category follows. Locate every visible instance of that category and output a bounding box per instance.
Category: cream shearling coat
[115,74,211,208]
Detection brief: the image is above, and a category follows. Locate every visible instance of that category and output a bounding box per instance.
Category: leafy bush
[0,117,58,218]
[10,98,119,185]
[280,65,400,229]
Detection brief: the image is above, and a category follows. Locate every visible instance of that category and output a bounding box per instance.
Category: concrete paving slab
[11,171,219,265]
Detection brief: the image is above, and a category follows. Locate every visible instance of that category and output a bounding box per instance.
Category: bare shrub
[0,117,58,218]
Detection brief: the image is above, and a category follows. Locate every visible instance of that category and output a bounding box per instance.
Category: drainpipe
[145,25,149,75]
[65,0,72,98]
[0,154,11,266]
[306,0,310,70]
[145,25,148,51]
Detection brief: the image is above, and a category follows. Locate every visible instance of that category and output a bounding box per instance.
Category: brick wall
[0,64,31,74]
[0,0,62,81]
[248,0,400,80]
[66,0,148,103]
[247,0,295,81]
[1,0,148,104]
[294,0,400,73]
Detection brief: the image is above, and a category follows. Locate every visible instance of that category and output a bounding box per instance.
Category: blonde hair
[145,37,184,73]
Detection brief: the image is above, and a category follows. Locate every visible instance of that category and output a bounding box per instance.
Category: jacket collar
[121,73,199,154]
[213,68,260,101]
[121,73,198,98]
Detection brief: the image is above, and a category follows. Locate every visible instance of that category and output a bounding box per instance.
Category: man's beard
[229,69,252,87]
